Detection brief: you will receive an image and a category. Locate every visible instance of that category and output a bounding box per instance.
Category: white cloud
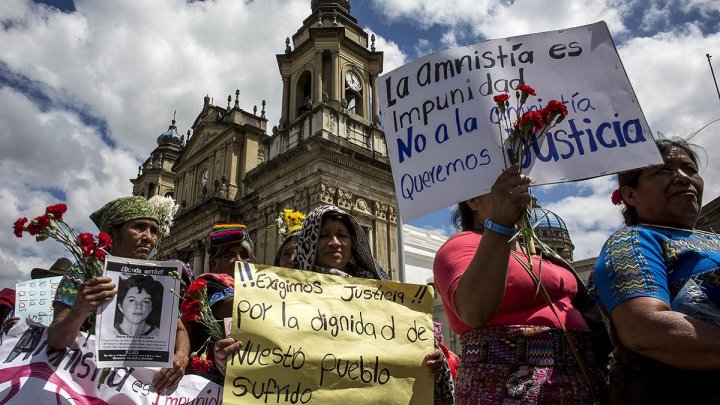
[364,27,407,73]
[1,0,718,281]
[0,0,407,290]
[370,0,629,44]
[367,0,720,260]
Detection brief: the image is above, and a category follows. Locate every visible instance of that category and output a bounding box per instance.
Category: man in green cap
[48,196,190,393]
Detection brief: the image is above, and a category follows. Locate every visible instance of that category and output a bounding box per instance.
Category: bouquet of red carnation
[173,277,225,372]
[13,204,111,280]
[492,84,569,282]
[493,86,596,390]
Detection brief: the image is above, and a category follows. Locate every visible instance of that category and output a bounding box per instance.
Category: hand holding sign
[379,21,663,221]
[224,264,434,405]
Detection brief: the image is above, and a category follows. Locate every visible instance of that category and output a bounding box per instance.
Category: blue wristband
[484,219,516,236]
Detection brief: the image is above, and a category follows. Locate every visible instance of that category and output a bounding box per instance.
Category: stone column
[371,73,380,124]
[190,240,205,276]
[331,50,339,101]
[314,51,323,104]
[281,75,290,126]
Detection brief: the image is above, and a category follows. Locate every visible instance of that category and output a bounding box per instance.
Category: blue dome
[157,120,182,145]
[528,207,568,231]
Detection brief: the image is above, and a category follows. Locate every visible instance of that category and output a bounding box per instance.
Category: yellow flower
[277,209,306,237]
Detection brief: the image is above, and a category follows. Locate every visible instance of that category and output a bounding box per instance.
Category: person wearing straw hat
[47,196,190,393]
[31,257,72,280]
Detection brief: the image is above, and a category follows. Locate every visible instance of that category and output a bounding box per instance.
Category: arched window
[344,90,363,116]
[295,71,313,118]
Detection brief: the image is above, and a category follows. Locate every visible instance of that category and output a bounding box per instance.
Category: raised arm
[453,164,532,328]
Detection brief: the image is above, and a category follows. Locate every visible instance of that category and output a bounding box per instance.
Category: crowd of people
[3,136,719,403]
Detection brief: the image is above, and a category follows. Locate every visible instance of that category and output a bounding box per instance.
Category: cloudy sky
[1,0,719,290]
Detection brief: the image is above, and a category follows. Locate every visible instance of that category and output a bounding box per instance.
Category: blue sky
[1,0,719,289]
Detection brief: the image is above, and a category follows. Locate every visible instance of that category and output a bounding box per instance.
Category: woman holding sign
[48,196,190,393]
[590,137,720,403]
[295,205,454,404]
[433,164,606,404]
[213,206,455,404]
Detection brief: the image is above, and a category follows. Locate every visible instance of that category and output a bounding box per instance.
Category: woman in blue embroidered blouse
[590,137,720,403]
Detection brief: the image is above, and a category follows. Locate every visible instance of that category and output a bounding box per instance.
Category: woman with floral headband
[48,196,191,393]
[590,137,720,403]
[213,206,454,402]
[295,205,454,404]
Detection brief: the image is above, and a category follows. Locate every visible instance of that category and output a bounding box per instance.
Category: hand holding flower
[489,163,533,227]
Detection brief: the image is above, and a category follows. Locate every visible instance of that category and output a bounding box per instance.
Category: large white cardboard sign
[378,21,663,221]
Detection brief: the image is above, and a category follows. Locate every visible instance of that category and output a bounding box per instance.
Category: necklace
[638,223,719,237]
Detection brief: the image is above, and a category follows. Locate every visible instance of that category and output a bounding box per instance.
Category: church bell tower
[240,0,399,277]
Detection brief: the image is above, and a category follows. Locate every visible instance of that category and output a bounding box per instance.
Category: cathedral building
[131,0,399,277]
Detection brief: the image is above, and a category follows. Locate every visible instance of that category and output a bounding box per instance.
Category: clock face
[345,71,361,91]
[200,169,208,187]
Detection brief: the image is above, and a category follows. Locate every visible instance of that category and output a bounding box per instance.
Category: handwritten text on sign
[223,264,434,405]
[15,276,62,326]
[378,21,662,221]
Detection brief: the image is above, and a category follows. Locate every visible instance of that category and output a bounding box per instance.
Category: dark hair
[274,232,300,266]
[114,274,163,328]
[618,137,702,226]
[451,200,476,232]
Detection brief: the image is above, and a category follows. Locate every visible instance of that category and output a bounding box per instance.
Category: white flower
[148,195,179,238]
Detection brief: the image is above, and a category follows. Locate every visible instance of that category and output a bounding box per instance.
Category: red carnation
[45,204,68,221]
[611,189,622,205]
[27,215,51,235]
[187,279,208,297]
[545,99,568,116]
[180,299,202,322]
[97,232,112,249]
[515,110,545,134]
[94,249,107,262]
[517,84,536,96]
[13,217,28,238]
[493,93,509,103]
[189,354,213,373]
[77,233,97,258]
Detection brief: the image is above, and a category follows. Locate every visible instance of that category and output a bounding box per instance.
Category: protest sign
[223,263,434,404]
[378,21,663,221]
[15,276,62,326]
[0,318,222,404]
[95,256,181,368]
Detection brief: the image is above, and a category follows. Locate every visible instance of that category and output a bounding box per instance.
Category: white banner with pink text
[0,318,222,405]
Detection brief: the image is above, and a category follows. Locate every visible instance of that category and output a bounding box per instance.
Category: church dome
[526,198,574,260]
[157,119,183,146]
[528,206,568,231]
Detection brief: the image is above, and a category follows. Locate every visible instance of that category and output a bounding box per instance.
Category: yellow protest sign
[222,263,434,404]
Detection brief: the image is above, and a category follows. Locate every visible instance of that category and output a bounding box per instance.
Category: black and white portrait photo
[96,256,180,368]
[114,274,163,337]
